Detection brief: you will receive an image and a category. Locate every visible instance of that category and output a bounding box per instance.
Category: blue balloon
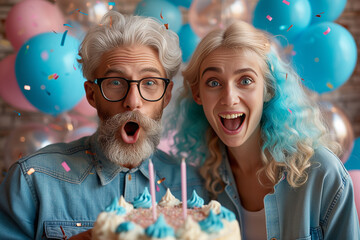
[253,0,311,45]
[134,0,183,33]
[345,138,360,171]
[16,32,85,115]
[292,22,357,94]
[178,24,200,62]
[309,0,347,24]
[172,0,193,9]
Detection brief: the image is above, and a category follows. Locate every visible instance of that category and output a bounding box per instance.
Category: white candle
[181,157,187,219]
[148,159,157,220]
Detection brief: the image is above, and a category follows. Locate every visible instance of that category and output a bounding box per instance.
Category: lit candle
[148,159,157,220]
[181,157,187,219]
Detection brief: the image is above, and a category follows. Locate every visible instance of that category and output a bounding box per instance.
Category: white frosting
[92,212,125,240]
[176,217,207,240]
[158,189,181,207]
[202,200,221,215]
[118,196,134,213]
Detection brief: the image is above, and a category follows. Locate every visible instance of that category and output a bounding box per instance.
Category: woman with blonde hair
[166,20,360,239]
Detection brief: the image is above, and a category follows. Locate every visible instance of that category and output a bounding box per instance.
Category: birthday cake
[92,188,241,240]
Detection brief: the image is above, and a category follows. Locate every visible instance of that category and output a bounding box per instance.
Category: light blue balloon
[253,0,311,45]
[178,24,200,62]
[309,0,347,24]
[134,0,183,33]
[345,138,360,171]
[172,0,192,8]
[16,32,85,115]
[292,22,357,94]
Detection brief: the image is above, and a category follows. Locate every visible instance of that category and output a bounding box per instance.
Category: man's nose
[122,83,142,110]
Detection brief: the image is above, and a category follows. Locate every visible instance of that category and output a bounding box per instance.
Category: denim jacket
[0,133,209,239]
[217,146,360,240]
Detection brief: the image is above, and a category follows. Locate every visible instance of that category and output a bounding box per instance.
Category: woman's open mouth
[219,113,245,134]
[121,121,140,144]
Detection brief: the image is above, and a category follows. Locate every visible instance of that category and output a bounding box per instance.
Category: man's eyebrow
[103,68,125,76]
[201,67,258,77]
[139,67,162,76]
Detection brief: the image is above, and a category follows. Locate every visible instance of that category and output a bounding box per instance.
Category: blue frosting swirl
[219,206,236,221]
[115,222,135,233]
[145,214,175,238]
[105,198,126,215]
[133,187,153,208]
[199,210,224,233]
[187,190,204,208]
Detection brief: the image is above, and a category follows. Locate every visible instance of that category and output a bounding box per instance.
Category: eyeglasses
[94,77,170,102]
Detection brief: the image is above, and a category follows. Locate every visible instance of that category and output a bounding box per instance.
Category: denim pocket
[44,221,94,239]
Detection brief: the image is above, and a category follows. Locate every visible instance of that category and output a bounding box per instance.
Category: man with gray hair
[0,11,208,239]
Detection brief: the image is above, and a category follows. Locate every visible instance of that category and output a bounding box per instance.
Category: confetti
[63,23,73,28]
[326,82,334,89]
[157,177,166,184]
[52,30,57,34]
[108,2,115,6]
[164,23,169,29]
[24,85,31,90]
[160,10,163,19]
[85,150,96,155]
[76,223,82,227]
[266,15,273,21]
[287,24,293,32]
[314,57,319,62]
[323,27,331,35]
[286,73,288,80]
[41,51,49,61]
[109,16,113,28]
[14,111,21,116]
[61,161,71,172]
[316,12,325,17]
[282,0,290,5]
[61,30,68,46]
[288,108,292,114]
[27,168,35,175]
[25,45,29,54]
[128,174,132,181]
[73,64,77,71]
[48,73,59,80]
[45,90,51,96]
[156,185,160,192]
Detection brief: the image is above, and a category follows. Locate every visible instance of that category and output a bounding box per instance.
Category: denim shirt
[0,133,209,240]
[217,146,360,240]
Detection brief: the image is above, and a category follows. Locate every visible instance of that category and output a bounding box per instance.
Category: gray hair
[78,11,182,80]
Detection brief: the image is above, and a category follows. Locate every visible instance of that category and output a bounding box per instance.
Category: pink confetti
[156,185,160,192]
[61,161,71,172]
[73,64,76,71]
[282,0,290,5]
[41,51,49,61]
[323,27,331,35]
[288,108,292,114]
[266,15,273,21]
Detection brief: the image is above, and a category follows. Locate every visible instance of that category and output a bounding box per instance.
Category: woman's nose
[220,85,240,106]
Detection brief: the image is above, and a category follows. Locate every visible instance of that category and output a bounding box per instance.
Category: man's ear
[84,81,97,108]
[163,81,173,108]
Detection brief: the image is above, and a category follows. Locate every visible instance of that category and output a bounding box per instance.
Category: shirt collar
[89,132,151,185]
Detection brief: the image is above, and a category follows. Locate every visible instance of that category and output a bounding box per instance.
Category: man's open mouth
[121,121,140,144]
[219,113,246,131]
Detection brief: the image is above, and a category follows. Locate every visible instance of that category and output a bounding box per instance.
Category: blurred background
[0,0,359,199]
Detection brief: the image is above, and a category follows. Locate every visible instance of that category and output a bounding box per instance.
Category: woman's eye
[206,79,220,87]
[240,77,253,85]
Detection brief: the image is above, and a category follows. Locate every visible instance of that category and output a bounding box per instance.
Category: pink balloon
[349,170,360,223]
[5,0,66,50]
[73,96,97,117]
[0,54,37,112]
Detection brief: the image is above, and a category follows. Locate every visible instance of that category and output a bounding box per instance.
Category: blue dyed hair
[165,21,339,196]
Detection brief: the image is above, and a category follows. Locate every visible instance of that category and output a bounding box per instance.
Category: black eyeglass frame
[94,77,171,102]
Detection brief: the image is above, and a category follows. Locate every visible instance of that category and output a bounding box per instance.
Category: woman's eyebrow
[234,68,258,77]
[201,67,222,77]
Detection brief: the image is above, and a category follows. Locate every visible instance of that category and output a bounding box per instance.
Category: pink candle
[181,157,187,219]
[148,159,157,220]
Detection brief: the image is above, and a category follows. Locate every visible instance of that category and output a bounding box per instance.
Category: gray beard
[97,111,162,168]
